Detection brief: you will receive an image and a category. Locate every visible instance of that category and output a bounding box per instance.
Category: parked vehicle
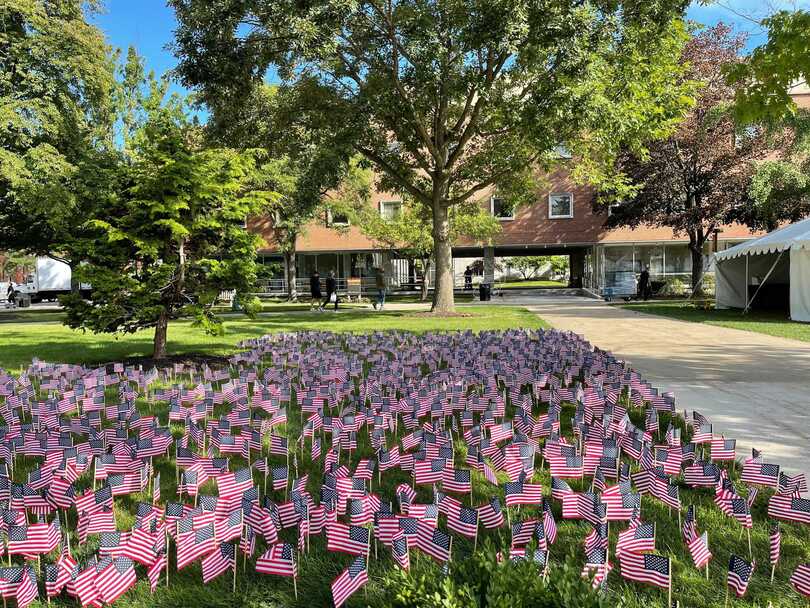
[602,270,637,302]
[9,257,90,303]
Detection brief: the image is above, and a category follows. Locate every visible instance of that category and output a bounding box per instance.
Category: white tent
[714,217,810,322]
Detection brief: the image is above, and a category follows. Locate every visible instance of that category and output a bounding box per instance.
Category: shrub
[379,542,616,608]
[659,277,687,296]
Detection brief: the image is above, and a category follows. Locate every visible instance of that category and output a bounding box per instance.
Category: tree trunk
[153,310,169,360]
[69,262,80,296]
[420,257,431,302]
[431,203,454,313]
[689,239,705,295]
[285,250,298,301]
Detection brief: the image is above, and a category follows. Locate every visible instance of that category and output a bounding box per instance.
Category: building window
[326,209,350,226]
[380,200,402,220]
[490,197,514,220]
[549,193,573,219]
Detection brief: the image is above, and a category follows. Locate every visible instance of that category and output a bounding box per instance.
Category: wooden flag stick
[293,569,298,600]
[747,528,752,561]
[166,530,170,587]
[667,575,672,608]
[232,542,238,593]
[770,563,776,583]
[724,584,729,608]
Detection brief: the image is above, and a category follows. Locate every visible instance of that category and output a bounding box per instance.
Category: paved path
[506,295,810,476]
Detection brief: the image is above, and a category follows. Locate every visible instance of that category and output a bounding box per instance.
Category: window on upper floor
[549,193,574,219]
[490,196,514,220]
[380,200,402,221]
[326,209,350,226]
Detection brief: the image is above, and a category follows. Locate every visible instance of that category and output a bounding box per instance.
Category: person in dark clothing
[309,270,323,311]
[323,270,339,311]
[638,267,651,301]
[463,266,473,291]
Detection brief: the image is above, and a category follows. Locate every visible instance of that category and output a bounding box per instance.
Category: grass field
[618,300,810,343]
[0,306,542,370]
[2,310,807,608]
[12,362,808,608]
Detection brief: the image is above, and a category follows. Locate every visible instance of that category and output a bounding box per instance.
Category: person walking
[323,270,339,311]
[373,267,386,310]
[309,270,323,311]
[463,265,473,291]
[638,266,651,301]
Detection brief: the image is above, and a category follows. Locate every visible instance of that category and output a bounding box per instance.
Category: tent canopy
[714,217,810,322]
[715,217,810,260]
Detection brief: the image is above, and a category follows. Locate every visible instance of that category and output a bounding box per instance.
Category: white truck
[8,257,90,304]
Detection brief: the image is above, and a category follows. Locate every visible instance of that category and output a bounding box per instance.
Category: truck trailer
[9,257,90,303]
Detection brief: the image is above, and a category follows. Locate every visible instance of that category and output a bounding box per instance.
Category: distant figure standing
[464,266,473,291]
[373,267,386,310]
[309,270,323,311]
[638,266,651,301]
[323,270,339,311]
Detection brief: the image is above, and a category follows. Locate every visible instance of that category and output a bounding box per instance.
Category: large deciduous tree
[599,24,773,292]
[725,9,810,228]
[170,0,693,312]
[62,87,276,359]
[0,0,117,274]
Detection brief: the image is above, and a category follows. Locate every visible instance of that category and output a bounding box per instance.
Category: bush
[379,542,616,608]
[658,277,687,296]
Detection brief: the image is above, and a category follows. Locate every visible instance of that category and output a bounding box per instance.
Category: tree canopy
[724,8,810,230]
[170,0,695,311]
[600,24,773,291]
[62,83,277,359]
[726,9,810,124]
[208,82,369,300]
[0,0,117,262]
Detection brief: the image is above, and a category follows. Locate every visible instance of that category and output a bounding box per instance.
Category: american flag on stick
[331,555,368,608]
[727,554,754,597]
[618,552,671,590]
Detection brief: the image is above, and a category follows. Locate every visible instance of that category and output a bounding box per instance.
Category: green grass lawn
[0,310,807,608]
[618,300,810,343]
[0,305,544,370]
[495,279,567,289]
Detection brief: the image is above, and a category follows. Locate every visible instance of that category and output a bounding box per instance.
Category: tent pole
[744,254,749,310]
[743,249,787,315]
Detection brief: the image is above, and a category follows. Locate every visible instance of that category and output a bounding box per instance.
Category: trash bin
[231,293,241,312]
[479,283,491,301]
[18,295,31,308]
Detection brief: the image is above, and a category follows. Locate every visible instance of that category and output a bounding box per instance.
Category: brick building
[251,84,810,296]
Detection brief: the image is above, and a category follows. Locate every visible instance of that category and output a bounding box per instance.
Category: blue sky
[89,0,795,98]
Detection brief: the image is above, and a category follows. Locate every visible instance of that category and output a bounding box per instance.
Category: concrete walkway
[507,295,810,476]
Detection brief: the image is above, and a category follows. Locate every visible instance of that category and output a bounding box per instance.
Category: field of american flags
[0,320,808,607]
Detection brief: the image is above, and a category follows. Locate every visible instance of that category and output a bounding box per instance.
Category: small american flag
[256,543,297,577]
[478,497,504,530]
[331,555,368,608]
[619,552,670,590]
[769,523,781,566]
[790,564,810,597]
[687,532,712,569]
[201,542,235,583]
[391,531,410,570]
[727,554,754,597]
